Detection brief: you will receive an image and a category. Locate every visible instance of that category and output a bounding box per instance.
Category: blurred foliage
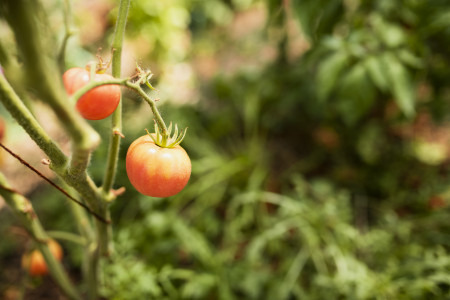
[2,0,450,299]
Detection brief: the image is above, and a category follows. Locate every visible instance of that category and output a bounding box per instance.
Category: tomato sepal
[146,121,187,149]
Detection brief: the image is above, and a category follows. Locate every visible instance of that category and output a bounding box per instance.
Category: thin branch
[0,142,111,224]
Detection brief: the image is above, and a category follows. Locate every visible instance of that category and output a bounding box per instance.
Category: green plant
[0,0,187,298]
[1,0,450,299]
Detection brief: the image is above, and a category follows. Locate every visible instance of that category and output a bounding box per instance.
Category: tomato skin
[22,239,63,277]
[62,67,121,120]
[126,135,191,197]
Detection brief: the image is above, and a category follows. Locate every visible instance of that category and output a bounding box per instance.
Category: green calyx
[146,121,187,148]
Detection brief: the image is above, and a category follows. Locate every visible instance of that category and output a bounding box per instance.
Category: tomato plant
[126,133,191,197]
[62,67,121,120]
[22,239,63,277]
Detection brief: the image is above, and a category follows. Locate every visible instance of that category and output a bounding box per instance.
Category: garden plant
[1,0,450,299]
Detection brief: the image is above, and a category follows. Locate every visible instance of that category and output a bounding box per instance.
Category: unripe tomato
[62,67,121,120]
[22,239,63,277]
[126,134,191,197]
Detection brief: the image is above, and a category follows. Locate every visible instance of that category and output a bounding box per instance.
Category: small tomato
[126,134,191,197]
[22,239,63,277]
[62,67,121,120]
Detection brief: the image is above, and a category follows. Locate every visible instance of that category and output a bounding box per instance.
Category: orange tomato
[22,239,63,277]
[126,134,191,197]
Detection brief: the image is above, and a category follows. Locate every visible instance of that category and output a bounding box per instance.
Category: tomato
[62,67,121,120]
[22,239,63,277]
[126,134,191,197]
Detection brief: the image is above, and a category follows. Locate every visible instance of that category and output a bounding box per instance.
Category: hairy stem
[0,75,68,169]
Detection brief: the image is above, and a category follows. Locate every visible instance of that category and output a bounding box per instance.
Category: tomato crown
[146,121,187,148]
[85,53,112,74]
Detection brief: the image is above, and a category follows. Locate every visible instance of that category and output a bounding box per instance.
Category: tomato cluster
[22,239,63,277]
[63,65,191,197]
[63,67,121,120]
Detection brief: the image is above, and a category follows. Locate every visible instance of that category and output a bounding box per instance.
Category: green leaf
[363,55,389,92]
[292,0,344,42]
[397,49,423,69]
[317,51,350,101]
[371,14,406,48]
[336,62,375,125]
[172,219,214,267]
[382,53,415,117]
[181,273,216,299]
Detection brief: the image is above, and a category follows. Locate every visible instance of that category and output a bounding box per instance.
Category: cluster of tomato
[62,66,191,198]
[22,66,191,277]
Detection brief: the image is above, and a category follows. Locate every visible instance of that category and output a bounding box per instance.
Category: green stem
[58,0,74,73]
[0,70,105,229]
[0,75,68,169]
[0,173,82,300]
[2,0,101,154]
[86,239,100,300]
[101,0,130,196]
[70,77,169,139]
[46,231,87,246]
[130,82,168,138]
[70,78,129,102]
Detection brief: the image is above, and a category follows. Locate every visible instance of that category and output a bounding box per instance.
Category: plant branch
[0,173,82,300]
[58,0,74,72]
[70,77,168,139]
[46,231,87,246]
[102,0,130,197]
[0,74,106,217]
[0,75,68,169]
[2,0,101,155]
[0,142,110,224]
[2,0,106,211]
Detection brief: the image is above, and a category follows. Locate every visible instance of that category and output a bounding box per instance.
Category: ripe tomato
[126,134,191,197]
[22,239,63,277]
[62,67,121,120]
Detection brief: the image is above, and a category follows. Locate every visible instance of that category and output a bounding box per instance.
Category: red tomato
[22,239,63,277]
[63,67,121,120]
[126,134,191,197]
